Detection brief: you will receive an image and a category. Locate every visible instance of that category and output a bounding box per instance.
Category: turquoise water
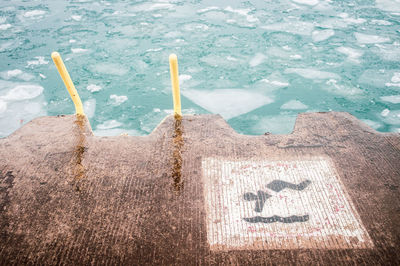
[1,0,400,137]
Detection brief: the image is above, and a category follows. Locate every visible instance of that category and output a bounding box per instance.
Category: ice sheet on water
[249,53,266,67]
[0,24,11,30]
[27,56,49,67]
[182,89,273,120]
[200,54,240,69]
[197,6,219,14]
[96,119,122,130]
[0,100,6,114]
[0,69,34,81]
[361,119,383,130]
[381,110,400,125]
[312,29,334,42]
[110,94,128,105]
[354,32,390,44]
[90,63,128,76]
[224,6,259,24]
[71,15,82,21]
[291,0,319,6]
[370,19,392,25]
[336,47,363,63]
[281,100,308,110]
[358,70,400,88]
[376,0,400,12]
[23,10,46,18]
[71,48,88,53]
[380,95,400,104]
[252,114,297,135]
[83,99,96,118]
[262,21,315,36]
[374,44,400,62]
[285,68,340,80]
[256,72,290,92]
[1,84,44,101]
[323,79,363,97]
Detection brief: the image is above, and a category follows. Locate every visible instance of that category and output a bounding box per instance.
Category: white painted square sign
[202,157,373,250]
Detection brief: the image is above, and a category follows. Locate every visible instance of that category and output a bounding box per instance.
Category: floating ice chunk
[361,119,383,130]
[285,68,340,80]
[200,55,239,69]
[71,15,82,21]
[23,102,42,115]
[281,100,308,110]
[262,21,314,36]
[69,39,77,43]
[91,63,128,76]
[179,74,192,83]
[71,48,88,53]
[258,72,290,90]
[182,89,273,120]
[382,110,400,125]
[319,18,349,29]
[183,23,209,31]
[312,29,334,42]
[1,84,44,101]
[153,108,161,113]
[149,3,174,11]
[249,53,266,67]
[376,0,400,12]
[0,100,6,113]
[1,69,21,79]
[197,6,219,13]
[39,74,46,79]
[96,120,122,130]
[336,47,363,63]
[253,114,297,134]
[391,73,400,83]
[291,0,319,6]
[0,17,5,24]
[380,95,400,104]
[290,54,302,59]
[381,109,390,117]
[83,99,96,118]
[23,10,46,18]
[27,56,49,66]
[370,19,392,25]
[0,24,11,30]
[86,84,101,92]
[324,79,363,96]
[110,94,128,105]
[374,44,400,61]
[354,32,390,44]
[224,6,258,23]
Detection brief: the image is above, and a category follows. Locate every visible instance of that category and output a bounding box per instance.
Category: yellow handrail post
[169,54,182,117]
[51,52,85,116]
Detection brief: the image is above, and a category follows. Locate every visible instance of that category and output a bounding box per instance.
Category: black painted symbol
[243,191,271,213]
[243,179,311,224]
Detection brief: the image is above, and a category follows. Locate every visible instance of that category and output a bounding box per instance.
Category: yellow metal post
[169,54,182,117]
[51,52,85,116]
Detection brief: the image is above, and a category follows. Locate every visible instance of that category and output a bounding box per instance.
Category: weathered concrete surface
[0,112,399,265]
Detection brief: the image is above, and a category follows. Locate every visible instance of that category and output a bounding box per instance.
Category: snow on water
[281,100,308,110]
[354,33,390,44]
[312,29,334,42]
[380,95,400,104]
[182,89,273,120]
[285,68,340,80]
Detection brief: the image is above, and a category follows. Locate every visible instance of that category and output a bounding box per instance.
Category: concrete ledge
[0,112,399,264]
